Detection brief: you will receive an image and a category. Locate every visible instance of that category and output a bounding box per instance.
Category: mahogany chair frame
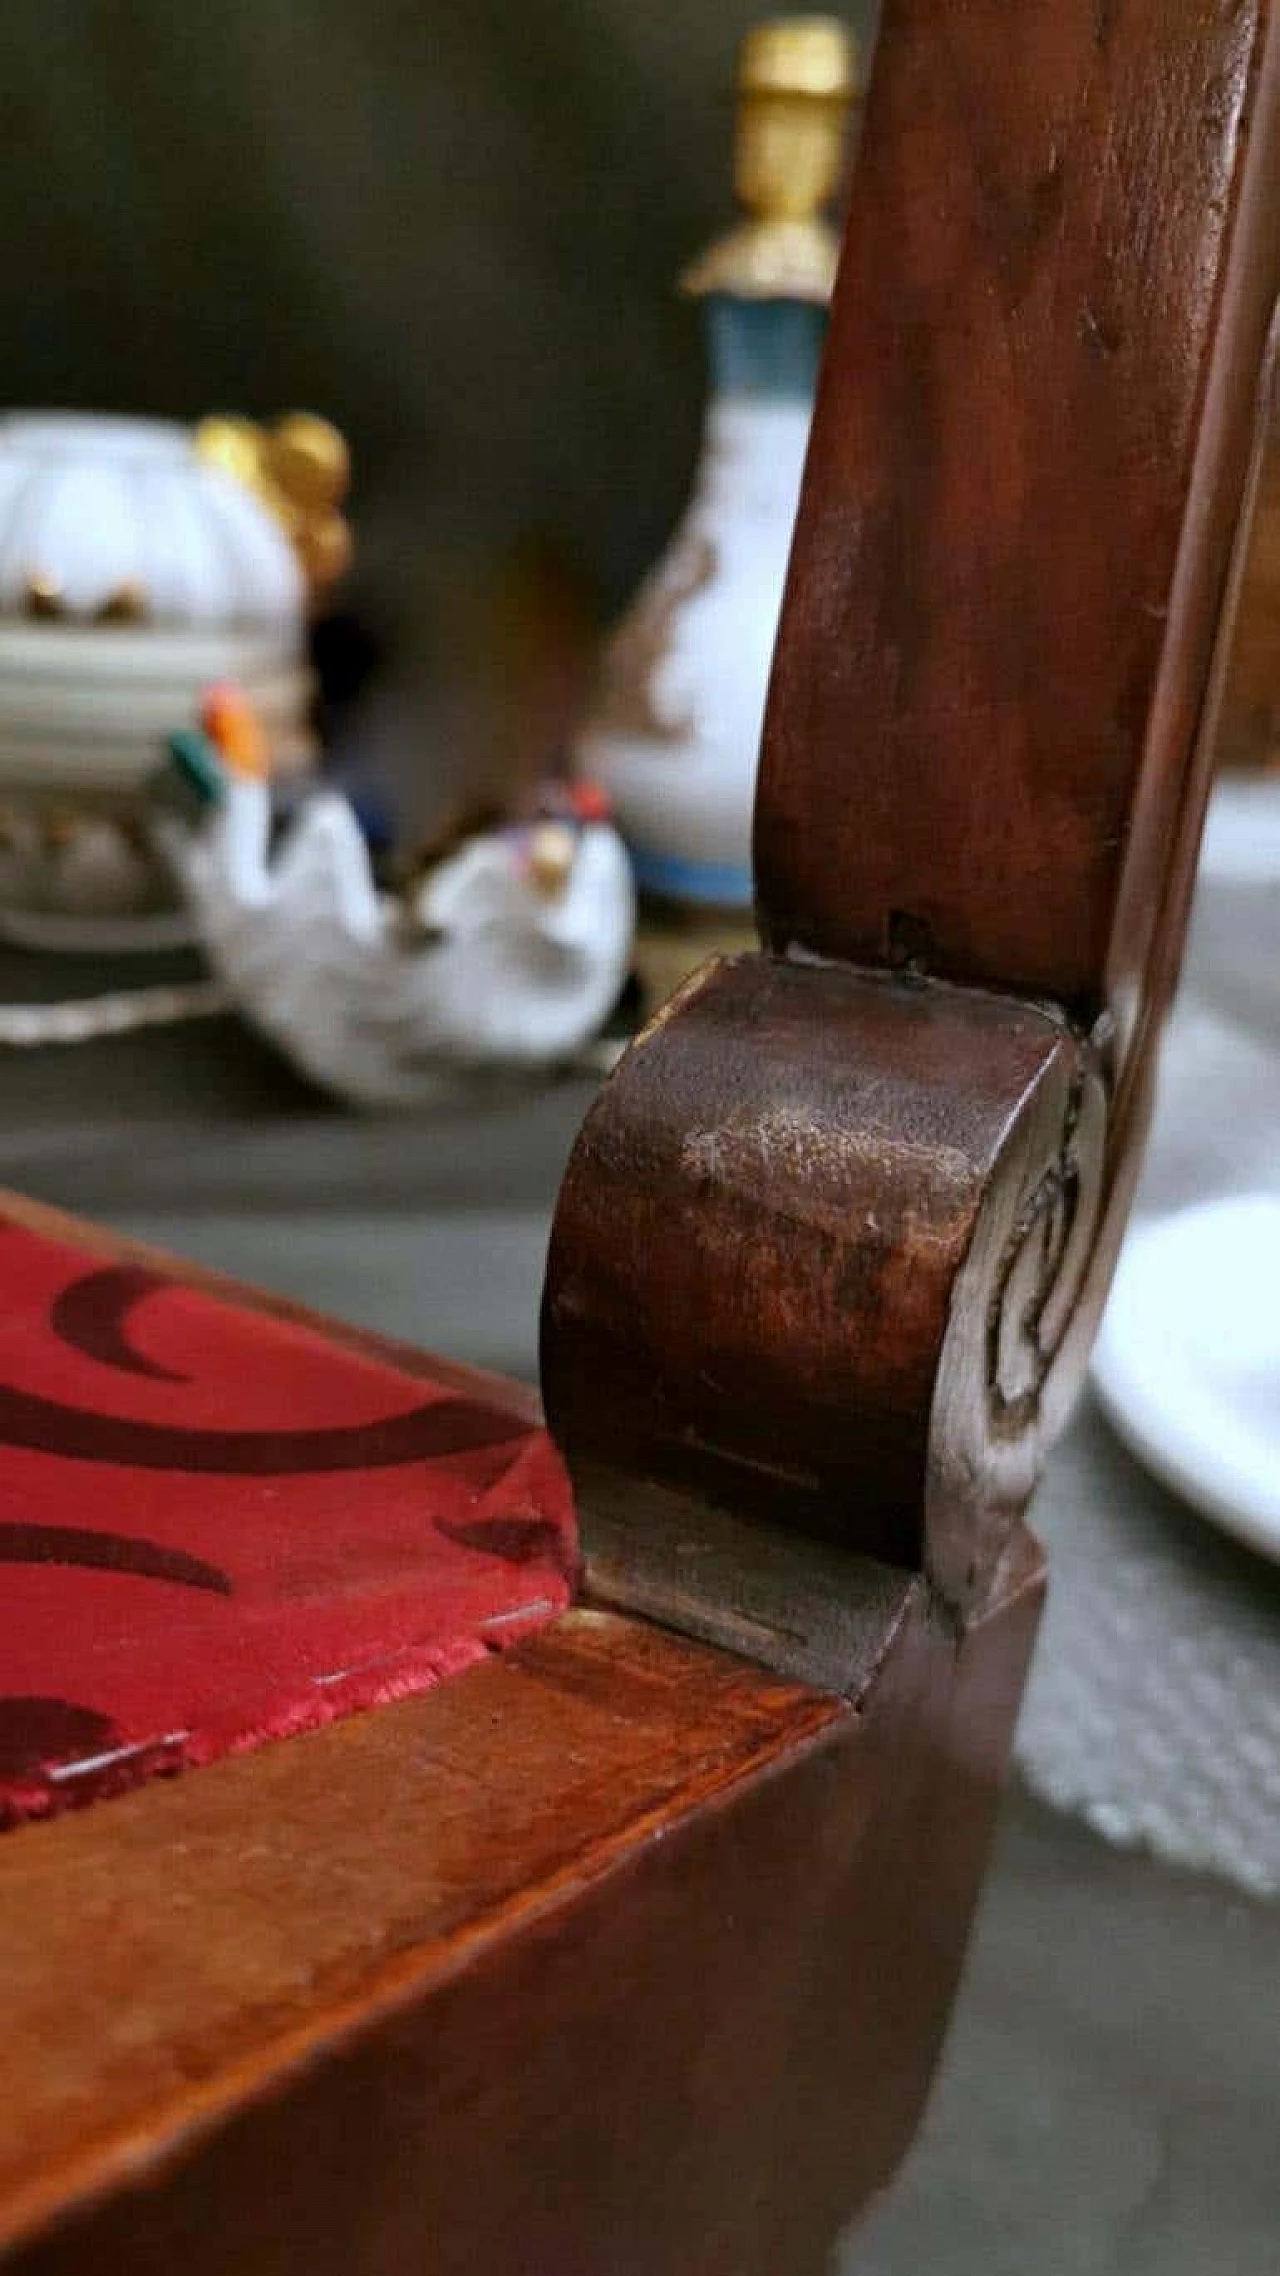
[2,5,1278,2271]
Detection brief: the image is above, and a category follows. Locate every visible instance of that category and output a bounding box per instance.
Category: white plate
[1092,1194,1280,1564]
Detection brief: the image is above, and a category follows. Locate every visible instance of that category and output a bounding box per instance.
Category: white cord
[0,980,231,1047]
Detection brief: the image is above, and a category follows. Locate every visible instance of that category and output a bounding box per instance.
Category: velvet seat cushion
[0,1215,576,1823]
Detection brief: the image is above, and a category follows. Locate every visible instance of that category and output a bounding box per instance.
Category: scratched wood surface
[546,0,1280,1626]
[6,6,1280,2268]
[0,1571,1043,2276]
[0,1201,1037,2276]
[757,0,1280,1046]
[544,955,1104,1606]
[0,1612,838,2263]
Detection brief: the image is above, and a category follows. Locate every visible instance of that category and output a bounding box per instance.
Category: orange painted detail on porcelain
[201,684,269,781]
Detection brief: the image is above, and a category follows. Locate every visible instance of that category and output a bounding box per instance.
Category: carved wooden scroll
[544,0,1280,1617]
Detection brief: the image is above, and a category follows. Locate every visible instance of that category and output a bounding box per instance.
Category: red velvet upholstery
[0,1219,575,1822]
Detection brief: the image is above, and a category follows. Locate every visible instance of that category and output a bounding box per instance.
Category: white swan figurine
[162,689,634,1108]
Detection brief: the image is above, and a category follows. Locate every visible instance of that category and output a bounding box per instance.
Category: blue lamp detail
[576,17,860,912]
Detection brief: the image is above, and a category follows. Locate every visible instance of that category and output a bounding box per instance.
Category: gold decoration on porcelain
[194,411,353,599]
[681,16,861,305]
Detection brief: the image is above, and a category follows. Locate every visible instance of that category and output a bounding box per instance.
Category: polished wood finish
[6,6,1279,2268]
[540,14,1280,2252]
[545,955,1103,1611]
[0,1574,1041,2276]
[757,0,1280,1046]
[0,1208,1038,2276]
[546,0,1280,1619]
[0,1613,838,2262]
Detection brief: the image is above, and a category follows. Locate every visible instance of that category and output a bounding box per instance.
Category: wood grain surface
[757,0,1280,1049]
[544,955,1104,1610]
[8,6,1280,2267]
[547,0,1280,1619]
[0,1206,1041,2275]
[0,1612,839,2261]
[0,1564,1043,2276]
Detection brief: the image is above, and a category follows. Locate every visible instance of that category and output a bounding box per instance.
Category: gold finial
[194,412,353,600]
[681,16,860,305]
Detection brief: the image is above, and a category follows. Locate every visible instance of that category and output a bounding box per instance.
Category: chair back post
[543,0,1280,1619]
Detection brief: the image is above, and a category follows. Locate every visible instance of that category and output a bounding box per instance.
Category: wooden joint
[542,952,1106,1617]
[546,0,1280,1643]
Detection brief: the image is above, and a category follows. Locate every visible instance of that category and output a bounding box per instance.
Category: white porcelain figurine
[575,18,859,910]
[164,690,634,1108]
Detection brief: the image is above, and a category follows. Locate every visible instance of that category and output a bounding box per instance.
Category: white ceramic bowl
[0,413,313,800]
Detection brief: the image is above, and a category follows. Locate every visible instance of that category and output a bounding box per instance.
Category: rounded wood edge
[0,1607,847,2263]
[543,952,1106,1609]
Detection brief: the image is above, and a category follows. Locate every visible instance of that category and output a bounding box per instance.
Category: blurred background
[0,0,877,825]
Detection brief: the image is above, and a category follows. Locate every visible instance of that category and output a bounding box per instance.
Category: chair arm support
[542,952,1106,1615]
